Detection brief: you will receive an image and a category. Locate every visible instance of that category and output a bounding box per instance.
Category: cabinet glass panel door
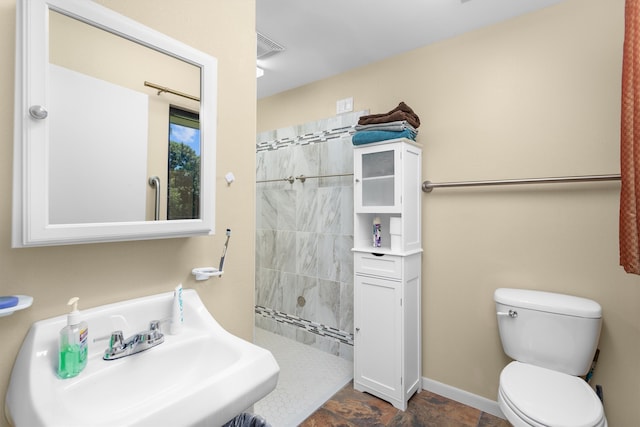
[361,150,394,207]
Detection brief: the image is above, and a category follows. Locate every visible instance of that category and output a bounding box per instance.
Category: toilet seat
[499,361,606,427]
[499,386,547,427]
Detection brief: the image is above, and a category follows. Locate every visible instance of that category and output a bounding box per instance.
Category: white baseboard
[421,377,505,419]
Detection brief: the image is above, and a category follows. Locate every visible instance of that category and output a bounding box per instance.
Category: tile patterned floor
[253,328,353,427]
[300,382,510,427]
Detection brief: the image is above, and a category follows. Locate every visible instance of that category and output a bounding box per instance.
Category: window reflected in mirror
[168,107,201,220]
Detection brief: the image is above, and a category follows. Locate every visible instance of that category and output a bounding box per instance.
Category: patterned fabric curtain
[620,0,640,274]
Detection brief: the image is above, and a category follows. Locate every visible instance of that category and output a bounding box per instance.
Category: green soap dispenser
[58,297,88,379]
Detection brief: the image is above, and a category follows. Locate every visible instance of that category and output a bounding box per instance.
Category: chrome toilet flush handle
[497,309,518,318]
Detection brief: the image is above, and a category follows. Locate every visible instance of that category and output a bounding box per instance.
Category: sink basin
[5,289,279,426]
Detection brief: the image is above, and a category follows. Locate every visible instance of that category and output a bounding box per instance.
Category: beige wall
[258,0,640,425]
[0,1,256,425]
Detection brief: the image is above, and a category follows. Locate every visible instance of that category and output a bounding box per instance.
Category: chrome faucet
[101,320,165,360]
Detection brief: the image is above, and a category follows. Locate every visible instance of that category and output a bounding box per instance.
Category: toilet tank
[494,288,602,376]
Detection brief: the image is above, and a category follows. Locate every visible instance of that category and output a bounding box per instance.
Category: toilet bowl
[494,288,607,427]
[498,362,606,427]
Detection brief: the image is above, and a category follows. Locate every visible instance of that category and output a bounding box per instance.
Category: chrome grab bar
[422,174,621,193]
[148,176,160,220]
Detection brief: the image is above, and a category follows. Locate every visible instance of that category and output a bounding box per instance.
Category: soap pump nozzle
[67,297,81,326]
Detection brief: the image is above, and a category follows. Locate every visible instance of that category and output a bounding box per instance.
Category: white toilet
[494,288,607,427]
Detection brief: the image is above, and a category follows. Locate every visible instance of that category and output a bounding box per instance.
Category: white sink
[5,289,279,427]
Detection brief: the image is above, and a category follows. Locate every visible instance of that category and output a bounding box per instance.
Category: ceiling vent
[257,32,285,59]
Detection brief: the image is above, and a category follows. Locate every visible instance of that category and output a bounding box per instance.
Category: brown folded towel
[358,102,421,128]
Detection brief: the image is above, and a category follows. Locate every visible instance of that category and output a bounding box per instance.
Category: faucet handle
[96,331,125,360]
[109,330,124,350]
[149,320,161,332]
[148,320,165,342]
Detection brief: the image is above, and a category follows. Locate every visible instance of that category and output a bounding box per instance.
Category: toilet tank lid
[494,288,602,318]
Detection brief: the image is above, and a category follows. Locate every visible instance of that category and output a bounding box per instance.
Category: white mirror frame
[13,0,217,247]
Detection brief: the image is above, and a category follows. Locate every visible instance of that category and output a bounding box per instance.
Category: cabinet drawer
[354,252,401,279]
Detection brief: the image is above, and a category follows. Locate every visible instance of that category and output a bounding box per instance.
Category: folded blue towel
[351,129,416,145]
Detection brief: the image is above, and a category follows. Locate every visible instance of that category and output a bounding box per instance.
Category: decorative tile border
[256,110,368,153]
[255,305,354,346]
[256,126,356,152]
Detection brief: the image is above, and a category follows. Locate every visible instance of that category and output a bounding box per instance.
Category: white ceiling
[256,0,567,99]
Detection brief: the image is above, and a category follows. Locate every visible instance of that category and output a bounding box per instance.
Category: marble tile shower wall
[255,111,367,361]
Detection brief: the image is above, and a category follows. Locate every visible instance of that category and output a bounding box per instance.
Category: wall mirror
[13,0,217,247]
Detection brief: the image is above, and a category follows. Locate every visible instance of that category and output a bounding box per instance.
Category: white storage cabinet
[352,138,422,410]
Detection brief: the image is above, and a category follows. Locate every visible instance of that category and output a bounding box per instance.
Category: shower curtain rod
[144,81,200,102]
[256,176,295,184]
[421,173,621,193]
[295,173,353,183]
[256,173,353,184]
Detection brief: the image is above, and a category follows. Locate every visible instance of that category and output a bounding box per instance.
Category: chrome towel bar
[422,174,621,193]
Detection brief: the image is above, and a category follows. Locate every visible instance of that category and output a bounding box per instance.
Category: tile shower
[255,111,367,361]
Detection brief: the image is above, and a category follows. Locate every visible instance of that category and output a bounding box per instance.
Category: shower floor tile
[253,328,353,427]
